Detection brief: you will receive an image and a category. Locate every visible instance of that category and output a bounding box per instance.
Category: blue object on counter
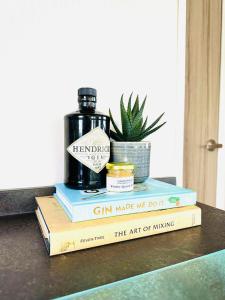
[56,249,225,300]
[55,178,196,222]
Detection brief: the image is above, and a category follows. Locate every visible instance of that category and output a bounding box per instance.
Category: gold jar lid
[106,162,134,170]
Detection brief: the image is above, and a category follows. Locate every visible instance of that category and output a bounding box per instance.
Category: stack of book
[36,179,201,256]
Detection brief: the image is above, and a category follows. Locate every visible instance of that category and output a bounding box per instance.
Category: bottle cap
[78,87,97,97]
[106,162,135,170]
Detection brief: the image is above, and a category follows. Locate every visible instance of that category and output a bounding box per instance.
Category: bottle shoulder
[64,110,109,119]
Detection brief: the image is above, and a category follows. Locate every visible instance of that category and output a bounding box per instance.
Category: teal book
[54,179,197,222]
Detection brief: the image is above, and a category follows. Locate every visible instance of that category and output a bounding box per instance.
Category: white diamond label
[67,127,110,173]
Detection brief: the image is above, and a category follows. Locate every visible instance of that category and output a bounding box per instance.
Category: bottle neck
[78,95,96,112]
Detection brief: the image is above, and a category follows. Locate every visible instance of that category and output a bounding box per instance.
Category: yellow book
[36,196,201,256]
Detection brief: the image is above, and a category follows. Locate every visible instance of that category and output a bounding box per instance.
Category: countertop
[1,202,225,299]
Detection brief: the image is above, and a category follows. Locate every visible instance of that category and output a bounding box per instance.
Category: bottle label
[67,127,110,173]
[106,176,134,192]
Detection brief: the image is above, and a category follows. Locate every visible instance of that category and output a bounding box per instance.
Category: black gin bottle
[64,88,110,189]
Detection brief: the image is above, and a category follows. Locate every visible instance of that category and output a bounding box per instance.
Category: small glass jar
[106,162,134,192]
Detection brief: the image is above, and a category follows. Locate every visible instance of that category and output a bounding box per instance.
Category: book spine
[50,206,201,255]
[56,191,197,222]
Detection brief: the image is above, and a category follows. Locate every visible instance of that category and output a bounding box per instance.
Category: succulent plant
[109,93,166,141]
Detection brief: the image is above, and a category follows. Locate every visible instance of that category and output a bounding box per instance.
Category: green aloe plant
[109,93,166,141]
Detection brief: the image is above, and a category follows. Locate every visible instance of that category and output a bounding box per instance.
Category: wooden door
[184,0,222,206]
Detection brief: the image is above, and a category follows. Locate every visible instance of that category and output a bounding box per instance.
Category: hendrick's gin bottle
[64,88,110,189]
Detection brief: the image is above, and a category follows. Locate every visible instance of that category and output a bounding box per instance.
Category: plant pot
[110,141,151,183]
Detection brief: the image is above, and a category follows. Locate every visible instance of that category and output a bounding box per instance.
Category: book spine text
[50,206,201,255]
[56,191,197,222]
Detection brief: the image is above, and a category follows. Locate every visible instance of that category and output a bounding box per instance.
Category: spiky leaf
[133,122,166,141]
[110,130,123,141]
[120,94,132,137]
[131,95,139,117]
[131,96,146,130]
[142,112,165,134]
[142,117,148,131]
[109,109,124,139]
[147,121,166,135]
[127,92,133,121]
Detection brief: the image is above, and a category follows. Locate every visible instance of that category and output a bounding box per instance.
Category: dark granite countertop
[1,202,225,299]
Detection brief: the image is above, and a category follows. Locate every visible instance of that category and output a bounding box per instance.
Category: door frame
[176,0,186,186]
[216,1,225,209]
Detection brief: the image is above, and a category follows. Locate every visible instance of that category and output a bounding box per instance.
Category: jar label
[107,176,134,192]
[67,127,110,173]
